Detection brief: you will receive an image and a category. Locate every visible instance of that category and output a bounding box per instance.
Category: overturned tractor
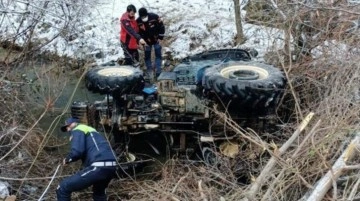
[71,49,286,165]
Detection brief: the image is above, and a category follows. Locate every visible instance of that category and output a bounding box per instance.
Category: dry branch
[347,174,360,201]
[246,112,315,200]
[198,180,208,201]
[301,133,360,201]
[269,0,287,20]
[0,109,49,161]
[291,119,321,158]
[171,171,190,194]
[171,196,180,201]
[261,119,321,201]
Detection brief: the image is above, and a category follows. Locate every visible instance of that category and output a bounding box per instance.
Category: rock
[0,181,9,198]
[163,47,172,54]
[94,51,104,59]
[84,25,93,31]
[5,195,16,201]
[219,142,239,158]
[22,184,37,196]
[68,33,78,42]
[163,60,171,67]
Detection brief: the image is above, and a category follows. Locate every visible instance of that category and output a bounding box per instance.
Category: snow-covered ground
[82,0,283,62]
[1,0,359,65]
[0,0,291,64]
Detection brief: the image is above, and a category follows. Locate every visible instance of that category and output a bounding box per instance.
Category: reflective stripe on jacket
[65,124,116,167]
[72,124,96,134]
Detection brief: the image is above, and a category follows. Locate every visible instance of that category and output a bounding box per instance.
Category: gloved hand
[139,38,147,46]
[62,158,67,166]
[63,158,72,165]
[157,39,163,46]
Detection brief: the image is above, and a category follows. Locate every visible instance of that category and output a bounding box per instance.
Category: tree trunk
[233,0,245,45]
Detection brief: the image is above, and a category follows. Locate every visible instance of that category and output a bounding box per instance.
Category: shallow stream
[16,63,104,138]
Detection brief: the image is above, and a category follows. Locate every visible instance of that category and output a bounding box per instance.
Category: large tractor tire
[85,65,144,95]
[203,61,286,108]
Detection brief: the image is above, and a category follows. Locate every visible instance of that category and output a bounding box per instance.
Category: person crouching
[56,117,117,201]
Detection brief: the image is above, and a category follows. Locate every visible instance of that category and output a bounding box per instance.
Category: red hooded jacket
[120,12,141,50]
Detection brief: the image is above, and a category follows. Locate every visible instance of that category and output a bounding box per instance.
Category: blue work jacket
[65,124,116,167]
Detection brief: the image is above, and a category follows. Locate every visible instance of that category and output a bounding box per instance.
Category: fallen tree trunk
[300,133,360,201]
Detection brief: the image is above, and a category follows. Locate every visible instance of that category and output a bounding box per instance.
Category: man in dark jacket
[137,7,165,78]
[120,4,146,66]
[56,117,117,201]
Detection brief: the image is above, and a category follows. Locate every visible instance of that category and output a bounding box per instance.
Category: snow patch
[0,181,9,198]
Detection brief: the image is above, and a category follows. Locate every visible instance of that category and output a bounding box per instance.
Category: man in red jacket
[120,5,146,66]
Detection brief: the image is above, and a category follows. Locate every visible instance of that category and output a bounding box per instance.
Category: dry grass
[1,1,360,201]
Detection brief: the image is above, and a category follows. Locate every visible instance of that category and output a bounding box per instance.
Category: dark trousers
[144,42,162,76]
[56,166,116,201]
[121,42,139,66]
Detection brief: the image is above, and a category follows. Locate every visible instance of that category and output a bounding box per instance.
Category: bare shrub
[0,0,99,64]
[0,55,76,199]
[233,1,360,199]
[106,159,245,201]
